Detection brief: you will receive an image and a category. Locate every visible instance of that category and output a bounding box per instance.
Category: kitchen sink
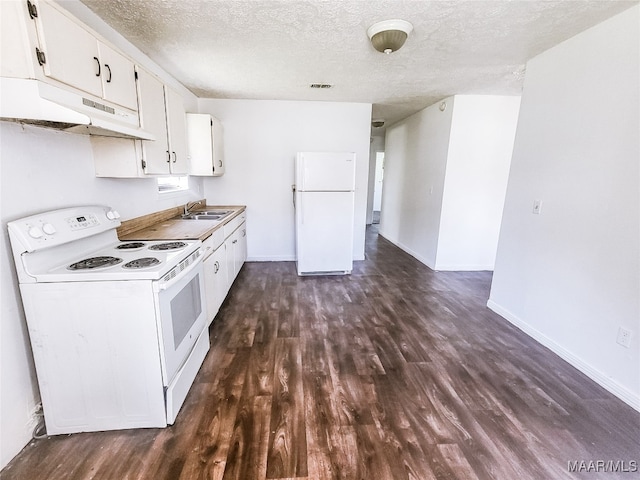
[181,214,223,220]
[180,210,233,220]
[198,210,232,216]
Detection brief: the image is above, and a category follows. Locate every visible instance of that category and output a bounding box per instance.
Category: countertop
[118,205,246,242]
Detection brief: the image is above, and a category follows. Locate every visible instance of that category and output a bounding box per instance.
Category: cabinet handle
[166,150,171,163]
[172,152,177,163]
[218,160,223,168]
[214,261,219,273]
[232,239,238,244]
[93,57,101,77]
[104,64,112,83]
[242,229,246,237]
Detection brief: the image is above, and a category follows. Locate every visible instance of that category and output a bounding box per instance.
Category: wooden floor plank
[266,338,308,479]
[2,225,639,480]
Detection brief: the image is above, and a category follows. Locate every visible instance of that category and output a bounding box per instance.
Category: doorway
[372,151,384,224]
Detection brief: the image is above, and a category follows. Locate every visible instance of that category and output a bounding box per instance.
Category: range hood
[0,77,155,141]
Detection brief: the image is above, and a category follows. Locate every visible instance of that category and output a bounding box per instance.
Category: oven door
[154,257,207,386]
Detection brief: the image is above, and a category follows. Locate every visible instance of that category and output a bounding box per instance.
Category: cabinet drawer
[202,228,224,258]
[223,211,246,239]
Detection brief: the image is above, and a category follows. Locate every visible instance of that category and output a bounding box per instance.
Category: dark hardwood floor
[2,226,638,480]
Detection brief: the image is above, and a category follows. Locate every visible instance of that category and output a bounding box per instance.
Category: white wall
[380,98,455,268]
[197,99,372,262]
[437,95,520,270]
[380,95,519,271]
[489,5,639,409]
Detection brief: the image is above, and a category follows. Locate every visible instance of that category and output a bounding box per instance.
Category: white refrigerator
[294,152,356,275]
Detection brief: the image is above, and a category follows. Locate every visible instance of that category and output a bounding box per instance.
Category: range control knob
[28,226,43,239]
[42,223,56,235]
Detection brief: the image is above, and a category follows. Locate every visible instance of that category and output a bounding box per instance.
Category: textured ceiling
[72,0,636,131]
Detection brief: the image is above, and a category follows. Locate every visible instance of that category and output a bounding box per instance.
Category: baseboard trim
[246,255,295,262]
[434,263,494,271]
[487,299,640,412]
[378,232,436,270]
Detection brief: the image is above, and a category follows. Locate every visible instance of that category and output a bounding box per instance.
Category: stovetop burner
[68,256,123,270]
[116,242,146,250]
[149,241,188,251]
[123,257,161,269]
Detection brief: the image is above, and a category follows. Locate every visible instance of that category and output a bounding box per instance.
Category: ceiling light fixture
[367,19,413,54]
[371,119,385,128]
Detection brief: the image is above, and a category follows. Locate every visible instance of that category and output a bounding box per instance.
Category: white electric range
[7,205,210,435]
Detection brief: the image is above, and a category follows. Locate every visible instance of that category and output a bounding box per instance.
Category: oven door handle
[156,255,203,291]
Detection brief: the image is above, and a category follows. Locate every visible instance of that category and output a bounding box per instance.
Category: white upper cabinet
[186,113,225,176]
[164,87,188,174]
[96,42,138,111]
[33,0,138,111]
[136,66,187,175]
[187,113,225,177]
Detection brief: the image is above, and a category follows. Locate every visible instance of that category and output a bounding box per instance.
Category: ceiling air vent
[310,83,333,89]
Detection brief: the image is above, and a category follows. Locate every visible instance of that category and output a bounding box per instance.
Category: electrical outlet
[616,327,632,348]
[532,199,542,214]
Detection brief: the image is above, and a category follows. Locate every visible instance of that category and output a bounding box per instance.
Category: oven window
[170,273,203,349]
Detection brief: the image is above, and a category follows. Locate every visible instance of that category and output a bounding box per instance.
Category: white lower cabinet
[203,241,228,324]
[202,212,247,325]
[228,222,247,282]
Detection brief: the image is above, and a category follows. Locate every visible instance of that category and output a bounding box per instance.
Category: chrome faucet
[184,201,203,215]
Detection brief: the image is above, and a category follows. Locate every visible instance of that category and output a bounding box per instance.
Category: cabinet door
[136,67,170,174]
[97,42,137,110]
[228,226,246,282]
[233,222,247,275]
[223,237,235,287]
[211,116,225,176]
[92,136,144,178]
[36,1,102,98]
[238,222,247,264]
[164,87,188,174]
[186,113,213,176]
[204,247,227,325]
[187,114,225,176]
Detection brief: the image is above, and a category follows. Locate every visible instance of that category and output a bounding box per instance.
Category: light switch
[532,199,542,215]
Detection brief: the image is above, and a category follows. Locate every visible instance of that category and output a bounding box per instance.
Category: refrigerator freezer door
[296,152,356,191]
[296,191,354,275]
